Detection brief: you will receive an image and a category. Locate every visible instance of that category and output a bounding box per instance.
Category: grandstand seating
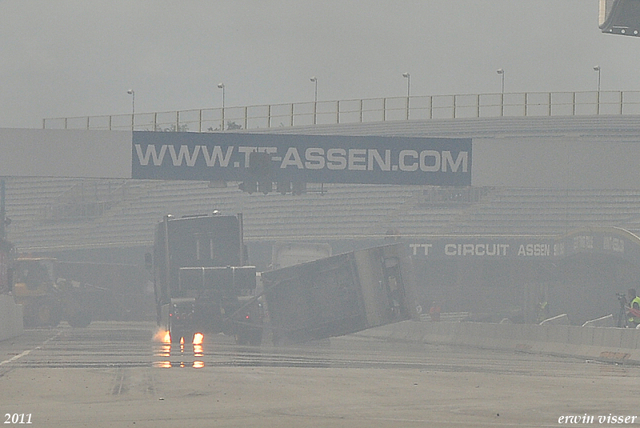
[5,176,640,253]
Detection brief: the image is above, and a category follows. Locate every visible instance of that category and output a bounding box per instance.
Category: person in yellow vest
[536,299,550,323]
[626,288,640,328]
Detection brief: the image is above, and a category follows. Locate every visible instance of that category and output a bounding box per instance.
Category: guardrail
[358,320,640,364]
[42,90,640,132]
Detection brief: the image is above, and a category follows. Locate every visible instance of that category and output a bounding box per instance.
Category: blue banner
[131,132,472,186]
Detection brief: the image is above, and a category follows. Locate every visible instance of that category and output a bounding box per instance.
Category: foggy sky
[1,0,638,129]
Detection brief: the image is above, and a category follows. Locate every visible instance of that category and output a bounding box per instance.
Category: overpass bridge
[42,90,640,133]
[32,90,640,192]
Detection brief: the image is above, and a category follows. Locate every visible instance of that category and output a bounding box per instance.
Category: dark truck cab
[152,213,263,345]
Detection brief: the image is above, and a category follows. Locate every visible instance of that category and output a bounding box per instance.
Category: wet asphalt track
[1,321,639,427]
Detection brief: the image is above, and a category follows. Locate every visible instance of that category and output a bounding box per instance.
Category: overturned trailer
[261,242,419,344]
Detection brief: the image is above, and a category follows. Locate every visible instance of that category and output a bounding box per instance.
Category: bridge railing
[42,90,640,132]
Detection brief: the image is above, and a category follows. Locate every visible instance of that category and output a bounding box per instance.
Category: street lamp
[402,72,411,120]
[496,69,505,116]
[310,76,318,124]
[127,89,135,130]
[593,66,601,115]
[217,83,225,131]
[496,69,505,93]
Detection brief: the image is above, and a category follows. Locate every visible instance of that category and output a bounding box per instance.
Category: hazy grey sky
[1,0,638,129]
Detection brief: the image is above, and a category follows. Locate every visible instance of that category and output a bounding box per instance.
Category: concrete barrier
[0,294,23,342]
[357,319,640,365]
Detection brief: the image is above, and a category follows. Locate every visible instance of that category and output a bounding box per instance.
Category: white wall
[0,128,132,179]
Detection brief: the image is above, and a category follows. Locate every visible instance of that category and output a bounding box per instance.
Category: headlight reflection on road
[156,343,171,358]
[152,332,205,369]
[194,344,204,358]
[192,332,205,368]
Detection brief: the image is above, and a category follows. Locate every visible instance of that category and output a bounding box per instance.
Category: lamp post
[402,72,410,120]
[127,89,135,130]
[217,83,225,131]
[496,68,505,93]
[593,66,601,115]
[496,69,505,116]
[310,76,318,124]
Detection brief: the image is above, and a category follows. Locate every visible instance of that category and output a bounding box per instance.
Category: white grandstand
[7,176,640,254]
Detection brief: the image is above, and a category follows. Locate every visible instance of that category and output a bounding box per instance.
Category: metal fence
[42,90,640,132]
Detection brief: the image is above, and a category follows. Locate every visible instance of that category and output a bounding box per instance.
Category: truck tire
[234,332,247,346]
[235,327,262,346]
[36,300,62,327]
[68,311,92,328]
[234,327,250,346]
[249,329,263,347]
[23,312,36,328]
[272,331,293,346]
